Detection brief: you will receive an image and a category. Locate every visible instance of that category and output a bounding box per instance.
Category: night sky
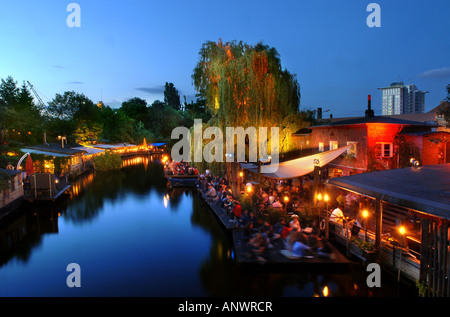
[1,0,449,118]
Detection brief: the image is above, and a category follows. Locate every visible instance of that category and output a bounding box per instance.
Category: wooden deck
[196,189,354,271]
[23,184,71,202]
[200,197,240,231]
[232,229,353,271]
[329,221,421,283]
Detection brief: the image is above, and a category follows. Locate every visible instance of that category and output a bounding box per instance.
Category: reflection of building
[0,208,60,267]
[0,169,23,220]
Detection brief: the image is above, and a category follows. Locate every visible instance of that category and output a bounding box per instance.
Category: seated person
[204,183,217,202]
[272,198,283,208]
[229,201,242,221]
[330,206,344,223]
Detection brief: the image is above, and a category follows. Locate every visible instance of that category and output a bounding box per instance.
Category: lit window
[318,142,324,152]
[330,141,338,150]
[346,141,357,157]
[375,142,393,158]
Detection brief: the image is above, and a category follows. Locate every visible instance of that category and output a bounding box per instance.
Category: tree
[0,77,44,144]
[192,40,305,162]
[164,82,181,111]
[73,120,103,144]
[46,91,97,121]
[99,106,135,143]
[146,99,184,142]
[46,91,100,141]
[183,95,212,125]
[441,84,450,128]
[120,97,148,122]
[191,39,305,194]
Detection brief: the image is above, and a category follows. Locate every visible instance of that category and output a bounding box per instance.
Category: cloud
[417,67,450,79]
[135,85,165,94]
[52,65,65,69]
[67,81,84,84]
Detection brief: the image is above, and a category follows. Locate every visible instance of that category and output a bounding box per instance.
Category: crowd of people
[195,168,334,263]
[165,160,199,176]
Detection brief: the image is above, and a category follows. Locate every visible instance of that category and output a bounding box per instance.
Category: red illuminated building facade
[307,96,450,177]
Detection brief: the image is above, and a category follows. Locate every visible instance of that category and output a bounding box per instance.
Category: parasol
[25,155,34,176]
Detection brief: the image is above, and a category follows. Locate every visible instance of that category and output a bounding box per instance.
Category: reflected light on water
[323,285,329,297]
[163,193,169,208]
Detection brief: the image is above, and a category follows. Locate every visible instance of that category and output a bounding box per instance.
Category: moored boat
[165,174,199,187]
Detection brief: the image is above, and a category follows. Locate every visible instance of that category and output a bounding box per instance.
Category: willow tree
[192,40,302,154]
[192,40,304,192]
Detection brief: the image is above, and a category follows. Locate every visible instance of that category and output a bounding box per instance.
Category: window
[346,141,357,157]
[375,142,393,158]
[329,141,338,150]
[318,142,324,152]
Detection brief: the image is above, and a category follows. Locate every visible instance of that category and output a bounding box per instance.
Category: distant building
[379,82,427,115]
[306,95,448,177]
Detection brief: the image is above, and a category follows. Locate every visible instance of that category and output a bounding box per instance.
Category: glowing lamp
[283,196,289,202]
[317,193,322,201]
[324,194,329,202]
[362,210,369,218]
[246,186,252,193]
[399,226,406,235]
[239,171,243,177]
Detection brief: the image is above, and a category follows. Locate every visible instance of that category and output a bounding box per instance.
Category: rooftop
[328,163,450,220]
[310,115,437,128]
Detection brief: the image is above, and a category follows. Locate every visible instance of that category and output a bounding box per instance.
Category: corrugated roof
[21,148,72,157]
[310,116,437,128]
[0,168,22,176]
[25,145,86,155]
[328,164,450,219]
[71,146,105,155]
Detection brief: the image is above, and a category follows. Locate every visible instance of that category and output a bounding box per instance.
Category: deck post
[375,198,383,264]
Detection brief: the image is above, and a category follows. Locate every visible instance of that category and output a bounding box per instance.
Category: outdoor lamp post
[398,226,406,282]
[283,195,289,213]
[58,135,67,148]
[362,209,369,242]
[410,158,420,168]
[324,193,330,217]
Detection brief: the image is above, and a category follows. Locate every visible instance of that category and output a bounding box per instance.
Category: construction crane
[26,81,49,144]
[26,81,47,110]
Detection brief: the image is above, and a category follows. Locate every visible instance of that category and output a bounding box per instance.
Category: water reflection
[0,208,59,268]
[0,155,417,297]
[64,155,166,223]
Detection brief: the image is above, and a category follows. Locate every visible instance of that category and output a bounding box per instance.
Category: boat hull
[165,175,198,187]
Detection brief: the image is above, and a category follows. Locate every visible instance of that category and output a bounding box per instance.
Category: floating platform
[24,184,71,202]
[232,229,354,272]
[166,175,199,187]
[201,198,240,231]
[195,188,354,271]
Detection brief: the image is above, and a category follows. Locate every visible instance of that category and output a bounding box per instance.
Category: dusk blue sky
[1,0,449,118]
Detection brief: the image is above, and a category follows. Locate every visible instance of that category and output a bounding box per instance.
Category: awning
[71,146,105,155]
[242,144,354,179]
[150,143,166,147]
[92,143,136,150]
[21,148,72,157]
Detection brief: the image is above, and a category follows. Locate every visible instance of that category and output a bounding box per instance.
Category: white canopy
[71,146,105,155]
[242,144,354,179]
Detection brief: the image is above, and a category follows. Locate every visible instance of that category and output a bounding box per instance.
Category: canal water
[0,156,417,297]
